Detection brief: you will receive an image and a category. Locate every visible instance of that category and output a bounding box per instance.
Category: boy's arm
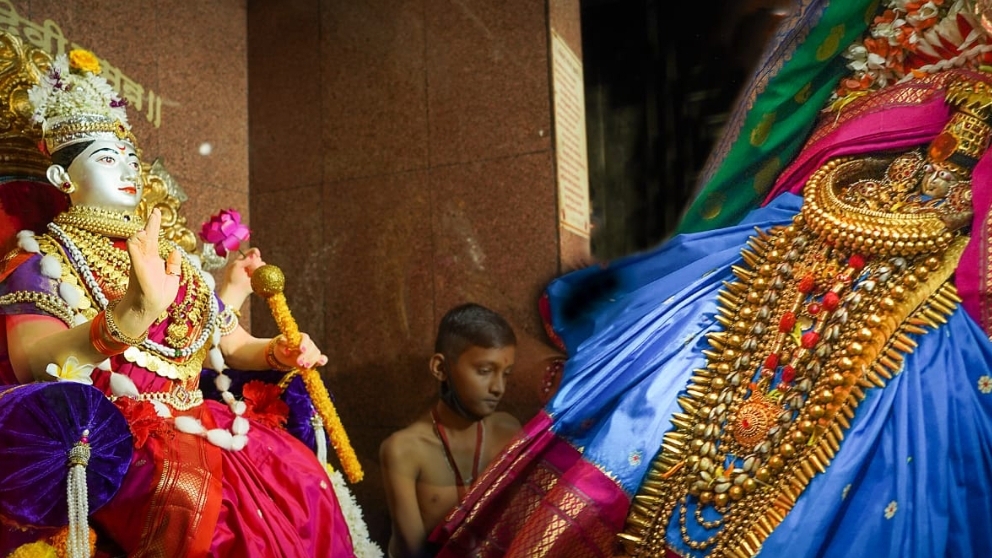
[380,432,428,558]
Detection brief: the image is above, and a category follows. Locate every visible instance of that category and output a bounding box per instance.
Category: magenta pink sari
[763,68,992,338]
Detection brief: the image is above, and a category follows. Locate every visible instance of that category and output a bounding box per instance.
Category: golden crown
[27,48,137,155]
[927,78,992,173]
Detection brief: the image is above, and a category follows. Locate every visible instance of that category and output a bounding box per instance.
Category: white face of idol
[64,139,143,212]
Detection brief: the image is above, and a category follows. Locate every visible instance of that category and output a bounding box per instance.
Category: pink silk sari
[89,307,356,557]
[430,411,629,558]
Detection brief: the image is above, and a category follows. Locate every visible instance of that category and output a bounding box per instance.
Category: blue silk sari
[547,194,992,556]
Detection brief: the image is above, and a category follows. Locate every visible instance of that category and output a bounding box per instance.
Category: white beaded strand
[66,429,91,558]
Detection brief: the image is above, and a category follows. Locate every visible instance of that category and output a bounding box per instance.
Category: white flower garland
[27,53,129,128]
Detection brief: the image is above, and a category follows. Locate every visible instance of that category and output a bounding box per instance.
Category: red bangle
[89,311,127,357]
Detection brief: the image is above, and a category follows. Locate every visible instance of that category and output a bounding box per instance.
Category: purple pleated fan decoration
[0,382,132,527]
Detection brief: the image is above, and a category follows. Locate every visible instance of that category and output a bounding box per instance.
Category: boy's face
[444,344,516,418]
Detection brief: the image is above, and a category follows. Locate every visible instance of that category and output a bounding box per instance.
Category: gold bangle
[265,335,294,372]
[217,307,239,336]
[104,299,150,346]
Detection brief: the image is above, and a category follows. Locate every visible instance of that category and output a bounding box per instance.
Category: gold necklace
[53,223,130,300]
[619,156,967,557]
[52,209,213,354]
[53,205,144,239]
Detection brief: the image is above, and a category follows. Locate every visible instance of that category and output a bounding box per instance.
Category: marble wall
[247,0,584,546]
[7,0,584,549]
[4,0,252,260]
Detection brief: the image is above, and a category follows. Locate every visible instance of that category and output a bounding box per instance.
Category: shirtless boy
[380,303,522,558]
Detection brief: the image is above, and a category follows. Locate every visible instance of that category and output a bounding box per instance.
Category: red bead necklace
[431,405,483,496]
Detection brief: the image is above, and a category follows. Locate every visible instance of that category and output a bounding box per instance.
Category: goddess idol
[0,46,357,557]
[430,2,992,557]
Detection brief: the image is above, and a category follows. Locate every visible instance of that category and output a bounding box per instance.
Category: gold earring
[60,180,75,194]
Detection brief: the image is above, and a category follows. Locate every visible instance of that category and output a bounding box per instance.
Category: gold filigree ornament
[617,80,986,558]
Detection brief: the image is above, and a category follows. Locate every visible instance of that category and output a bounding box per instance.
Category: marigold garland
[6,526,96,558]
[266,291,364,483]
[6,541,56,558]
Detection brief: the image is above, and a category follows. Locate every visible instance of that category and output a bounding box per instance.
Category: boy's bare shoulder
[380,415,435,460]
[486,411,523,437]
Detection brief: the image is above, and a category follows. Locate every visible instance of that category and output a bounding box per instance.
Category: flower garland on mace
[199,210,363,484]
[251,264,364,483]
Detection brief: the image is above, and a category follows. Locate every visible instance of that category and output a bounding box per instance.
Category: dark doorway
[581,0,791,259]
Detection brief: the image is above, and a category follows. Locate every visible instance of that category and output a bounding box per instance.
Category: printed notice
[550,31,591,238]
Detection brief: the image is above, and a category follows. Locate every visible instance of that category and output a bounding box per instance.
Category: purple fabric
[199,369,321,453]
[0,253,60,320]
[0,382,132,527]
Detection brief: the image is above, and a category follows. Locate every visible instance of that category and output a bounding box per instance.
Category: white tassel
[39,254,62,279]
[66,430,91,558]
[17,230,39,253]
[313,414,328,465]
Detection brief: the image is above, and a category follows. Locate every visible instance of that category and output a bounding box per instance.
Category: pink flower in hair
[200,208,250,257]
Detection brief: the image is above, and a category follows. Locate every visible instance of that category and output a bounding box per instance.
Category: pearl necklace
[47,222,218,362]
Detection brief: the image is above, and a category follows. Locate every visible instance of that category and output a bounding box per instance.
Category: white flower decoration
[45,355,95,385]
[28,53,129,128]
[978,375,992,394]
[628,450,643,467]
[884,500,898,519]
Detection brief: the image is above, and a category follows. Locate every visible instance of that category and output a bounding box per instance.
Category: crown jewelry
[27,48,138,155]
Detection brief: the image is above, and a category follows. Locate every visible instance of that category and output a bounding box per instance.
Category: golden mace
[251,264,363,483]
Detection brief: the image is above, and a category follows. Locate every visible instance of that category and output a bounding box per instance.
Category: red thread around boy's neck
[431,404,483,497]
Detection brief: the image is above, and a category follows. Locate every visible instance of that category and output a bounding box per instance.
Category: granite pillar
[247,0,586,548]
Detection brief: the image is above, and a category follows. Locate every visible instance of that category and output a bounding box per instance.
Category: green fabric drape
[675,0,879,234]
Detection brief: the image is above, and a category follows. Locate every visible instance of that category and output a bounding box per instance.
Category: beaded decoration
[618,78,988,556]
[619,172,967,556]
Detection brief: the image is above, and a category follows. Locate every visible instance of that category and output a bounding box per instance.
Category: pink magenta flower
[200,208,250,257]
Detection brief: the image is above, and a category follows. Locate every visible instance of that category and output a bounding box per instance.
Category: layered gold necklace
[54,204,144,239]
[49,206,214,356]
[618,155,966,557]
